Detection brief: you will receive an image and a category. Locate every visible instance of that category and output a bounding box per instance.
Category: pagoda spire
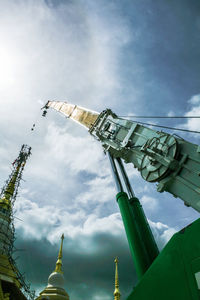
[0,144,31,256]
[114,257,121,300]
[1,164,23,213]
[0,144,35,299]
[36,234,69,300]
[55,233,64,274]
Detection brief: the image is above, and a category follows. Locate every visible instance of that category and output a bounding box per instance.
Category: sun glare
[0,46,21,88]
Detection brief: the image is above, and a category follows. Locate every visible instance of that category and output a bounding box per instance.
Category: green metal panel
[127,218,200,300]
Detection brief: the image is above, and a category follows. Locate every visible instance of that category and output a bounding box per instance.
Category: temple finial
[114,257,121,300]
[55,234,64,274]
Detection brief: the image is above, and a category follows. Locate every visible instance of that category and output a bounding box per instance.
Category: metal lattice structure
[0,144,35,300]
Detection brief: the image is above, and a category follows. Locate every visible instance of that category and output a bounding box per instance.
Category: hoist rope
[119,116,200,119]
[131,120,200,134]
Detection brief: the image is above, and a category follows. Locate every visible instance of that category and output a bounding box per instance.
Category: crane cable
[117,115,200,134]
[127,120,200,134]
[119,115,200,119]
[30,102,48,131]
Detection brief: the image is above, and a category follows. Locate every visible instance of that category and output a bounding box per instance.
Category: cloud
[188,94,200,105]
[140,195,159,211]
[44,122,106,175]
[0,0,131,156]
[81,213,123,236]
[183,94,200,132]
[14,196,124,243]
[14,194,178,299]
[149,219,177,249]
[0,0,131,111]
[14,232,135,300]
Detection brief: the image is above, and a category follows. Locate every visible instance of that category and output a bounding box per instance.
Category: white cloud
[15,193,175,254]
[182,93,200,132]
[160,227,177,244]
[149,219,177,248]
[76,176,114,205]
[141,195,159,211]
[0,0,131,145]
[167,110,175,117]
[15,196,123,245]
[0,0,133,215]
[0,0,131,113]
[188,94,200,105]
[44,122,106,175]
[124,162,140,178]
[82,213,123,236]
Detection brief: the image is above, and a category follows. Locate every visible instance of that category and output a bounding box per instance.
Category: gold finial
[55,234,64,274]
[114,257,121,300]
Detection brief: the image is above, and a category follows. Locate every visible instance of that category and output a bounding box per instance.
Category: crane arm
[45,101,200,212]
[45,100,99,129]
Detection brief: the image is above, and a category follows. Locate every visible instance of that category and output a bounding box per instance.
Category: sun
[0,45,21,88]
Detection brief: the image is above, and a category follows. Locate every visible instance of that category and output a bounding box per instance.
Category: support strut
[108,152,159,280]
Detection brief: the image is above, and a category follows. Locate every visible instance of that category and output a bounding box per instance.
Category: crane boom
[45,101,200,212]
[45,100,99,129]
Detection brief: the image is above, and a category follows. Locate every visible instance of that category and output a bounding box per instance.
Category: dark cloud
[14,231,136,299]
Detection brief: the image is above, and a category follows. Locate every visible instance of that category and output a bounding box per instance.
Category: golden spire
[55,234,64,274]
[114,257,121,300]
[0,164,21,211]
[0,144,31,212]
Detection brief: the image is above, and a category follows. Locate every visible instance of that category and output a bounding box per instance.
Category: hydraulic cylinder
[117,191,154,279]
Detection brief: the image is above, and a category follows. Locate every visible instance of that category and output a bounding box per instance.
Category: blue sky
[0,0,200,299]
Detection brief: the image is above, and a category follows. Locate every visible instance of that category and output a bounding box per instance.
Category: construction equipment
[43,100,200,300]
[44,100,200,212]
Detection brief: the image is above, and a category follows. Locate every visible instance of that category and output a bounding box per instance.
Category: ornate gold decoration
[55,234,64,274]
[114,257,121,300]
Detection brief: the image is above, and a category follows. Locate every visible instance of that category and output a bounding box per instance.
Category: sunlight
[0,45,20,88]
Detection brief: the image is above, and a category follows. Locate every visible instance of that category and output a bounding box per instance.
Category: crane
[42,100,200,300]
[43,100,200,212]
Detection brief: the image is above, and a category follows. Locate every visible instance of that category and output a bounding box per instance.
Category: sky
[0,0,200,299]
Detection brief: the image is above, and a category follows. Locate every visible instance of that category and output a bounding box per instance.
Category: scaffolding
[0,144,35,300]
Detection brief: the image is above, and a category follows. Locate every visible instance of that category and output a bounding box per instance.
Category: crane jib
[44,101,200,213]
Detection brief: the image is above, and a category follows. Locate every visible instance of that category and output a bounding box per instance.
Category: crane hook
[31,124,36,131]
